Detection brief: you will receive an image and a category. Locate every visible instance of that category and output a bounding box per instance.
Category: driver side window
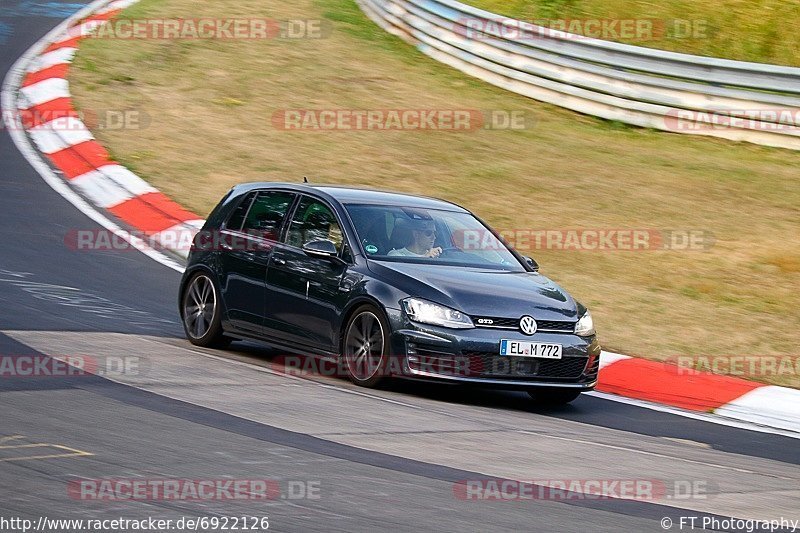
[286,197,344,253]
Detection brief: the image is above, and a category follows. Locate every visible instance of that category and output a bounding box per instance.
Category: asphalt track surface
[1,2,799,532]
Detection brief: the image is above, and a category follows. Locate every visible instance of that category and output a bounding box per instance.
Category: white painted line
[45,35,80,50]
[97,0,140,13]
[71,170,138,208]
[93,163,158,195]
[599,350,632,369]
[74,162,185,209]
[19,78,70,107]
[27,126,69,155]
[28,117,94,154]
[150,220,205,258]
[64,19,110,39]
[586,391,800,439]
[715,386,800,433]
[26,47,77,72]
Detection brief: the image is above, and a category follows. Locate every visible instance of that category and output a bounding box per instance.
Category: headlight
[575,310,595,337]
[401,298,474,329]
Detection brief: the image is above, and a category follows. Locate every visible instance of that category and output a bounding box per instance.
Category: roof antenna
[303,176,309,183]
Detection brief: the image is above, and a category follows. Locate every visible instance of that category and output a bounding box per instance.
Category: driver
[388,219,442,258]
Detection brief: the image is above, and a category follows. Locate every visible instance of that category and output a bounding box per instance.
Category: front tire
[181,273,230,348]
[342,304,391,387]
[527,388,582,405]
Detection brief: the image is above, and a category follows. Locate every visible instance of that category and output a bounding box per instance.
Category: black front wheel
[181,273,230,348]
[527,388,582,405]
[342,305,391,387]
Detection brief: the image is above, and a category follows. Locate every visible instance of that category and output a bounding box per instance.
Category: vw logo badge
[519,316,537,335]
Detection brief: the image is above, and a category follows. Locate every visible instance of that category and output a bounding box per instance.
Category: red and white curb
[8,0,203,261]
[596,352,800,434]
[3,0,799,437]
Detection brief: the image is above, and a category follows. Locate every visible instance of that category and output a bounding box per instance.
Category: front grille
[408,344,590,380]
[537,320,577,332]
[474,317,576,333]
[475,317,518,328]
[462,352,588,379]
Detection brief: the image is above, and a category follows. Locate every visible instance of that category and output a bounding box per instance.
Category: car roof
[231,182,468,212]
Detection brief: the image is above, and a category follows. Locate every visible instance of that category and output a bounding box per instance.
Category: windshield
[345,204,526,271]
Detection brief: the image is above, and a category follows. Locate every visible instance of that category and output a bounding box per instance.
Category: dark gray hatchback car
[179,183,600,404]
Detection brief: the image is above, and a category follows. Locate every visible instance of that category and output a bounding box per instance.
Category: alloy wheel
[344,311,386,382]
[183,274,216,340]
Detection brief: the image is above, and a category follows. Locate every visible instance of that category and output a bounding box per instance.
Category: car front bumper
[385,308,600,390]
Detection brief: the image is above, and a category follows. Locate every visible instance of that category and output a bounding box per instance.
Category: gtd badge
[519,316,537,335]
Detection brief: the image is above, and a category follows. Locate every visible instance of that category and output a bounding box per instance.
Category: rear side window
[239,191,295,241]
[225,192,256,231]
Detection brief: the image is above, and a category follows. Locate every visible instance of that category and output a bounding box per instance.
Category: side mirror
[302,239,339,259]
[523,256,539,272]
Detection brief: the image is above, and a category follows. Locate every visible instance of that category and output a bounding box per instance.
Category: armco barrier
[357,0,800,150]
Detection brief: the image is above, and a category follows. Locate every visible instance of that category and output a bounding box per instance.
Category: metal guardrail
[357,0,800,150]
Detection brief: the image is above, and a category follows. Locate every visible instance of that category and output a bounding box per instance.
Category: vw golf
[179,183,600,404]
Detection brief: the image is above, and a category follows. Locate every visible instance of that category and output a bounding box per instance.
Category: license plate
[499,340,562,359]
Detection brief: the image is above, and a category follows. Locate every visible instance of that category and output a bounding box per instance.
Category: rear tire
[527,388,582,405]
[181,273,231,348]
[341,304,391,388]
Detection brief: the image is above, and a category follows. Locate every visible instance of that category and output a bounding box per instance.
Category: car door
[265,195,352,351]
[218,189,296,335]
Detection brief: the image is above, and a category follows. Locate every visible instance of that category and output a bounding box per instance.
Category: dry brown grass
[69,0,800,387]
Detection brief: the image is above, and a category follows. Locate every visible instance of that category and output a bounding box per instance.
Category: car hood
[367,260,580,321]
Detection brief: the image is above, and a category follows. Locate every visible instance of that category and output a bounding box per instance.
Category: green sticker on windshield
[365,244,378,254]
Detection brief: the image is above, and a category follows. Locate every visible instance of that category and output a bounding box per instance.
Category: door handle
[273,258,286,266]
